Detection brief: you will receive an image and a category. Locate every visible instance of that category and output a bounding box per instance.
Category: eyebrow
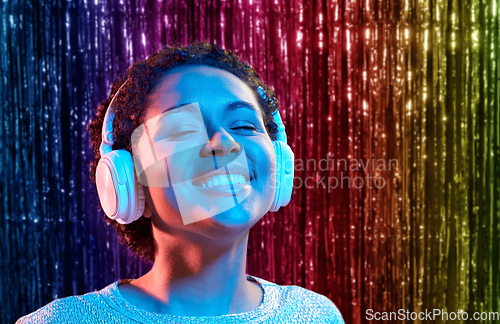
[160,102,197,114]
[160,101,263,117]
[225,101,263,117]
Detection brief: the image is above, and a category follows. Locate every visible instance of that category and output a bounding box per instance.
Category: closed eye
[172,130,197,137]
[165,129,199,141]
[234,125,257,130]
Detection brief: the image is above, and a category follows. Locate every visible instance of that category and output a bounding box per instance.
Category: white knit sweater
[17,274,345,323]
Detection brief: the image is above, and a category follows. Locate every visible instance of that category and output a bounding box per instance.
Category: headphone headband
[271,109,287,144]
[100,80,130,157]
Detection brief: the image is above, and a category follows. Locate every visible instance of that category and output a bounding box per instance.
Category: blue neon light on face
[132,65,276,232]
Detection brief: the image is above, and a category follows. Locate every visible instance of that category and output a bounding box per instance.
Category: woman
[17,41,344,323]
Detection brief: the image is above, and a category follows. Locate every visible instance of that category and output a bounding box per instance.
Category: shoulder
[15,282,120,324]
[290,285,344,322]
[252,276,345,323]
[15,295,92,324]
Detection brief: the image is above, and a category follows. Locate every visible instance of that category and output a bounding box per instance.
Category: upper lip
[190,162,253,184]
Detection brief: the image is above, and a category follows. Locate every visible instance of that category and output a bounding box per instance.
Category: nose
[200,129,241,157]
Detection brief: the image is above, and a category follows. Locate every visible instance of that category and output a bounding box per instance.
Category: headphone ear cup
[134,178,146,221]
[96,150,145,224]
[270,141,295,212]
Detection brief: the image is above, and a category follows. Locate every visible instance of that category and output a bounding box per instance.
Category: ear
[143,201,153,218]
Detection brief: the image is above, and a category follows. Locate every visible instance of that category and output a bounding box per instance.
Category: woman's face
[133,65,276,239]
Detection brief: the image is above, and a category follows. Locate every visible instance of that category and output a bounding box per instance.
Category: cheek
[145,185,186,225]
[253,140,276,213]
[252,138,276,187]
[265,148,276,185]
[145,186,175,210]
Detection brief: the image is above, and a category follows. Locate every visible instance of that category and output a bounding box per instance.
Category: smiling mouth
[192,173,251,188]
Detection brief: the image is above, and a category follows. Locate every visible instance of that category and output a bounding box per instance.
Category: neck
[125,228,263,316]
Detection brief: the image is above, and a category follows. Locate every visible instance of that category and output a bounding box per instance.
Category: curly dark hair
[87,41,281,262]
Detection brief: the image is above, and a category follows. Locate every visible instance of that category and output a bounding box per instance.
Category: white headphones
[95,79,294,224]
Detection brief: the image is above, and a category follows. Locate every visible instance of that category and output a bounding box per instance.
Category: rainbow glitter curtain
[1,0,499,323]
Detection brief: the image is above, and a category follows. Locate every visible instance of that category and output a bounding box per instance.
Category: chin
[204,196,268,230]
[210,206,257,227]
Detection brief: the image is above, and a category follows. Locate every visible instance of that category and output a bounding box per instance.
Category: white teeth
[194,174,249,187]
[229,174,245,184]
